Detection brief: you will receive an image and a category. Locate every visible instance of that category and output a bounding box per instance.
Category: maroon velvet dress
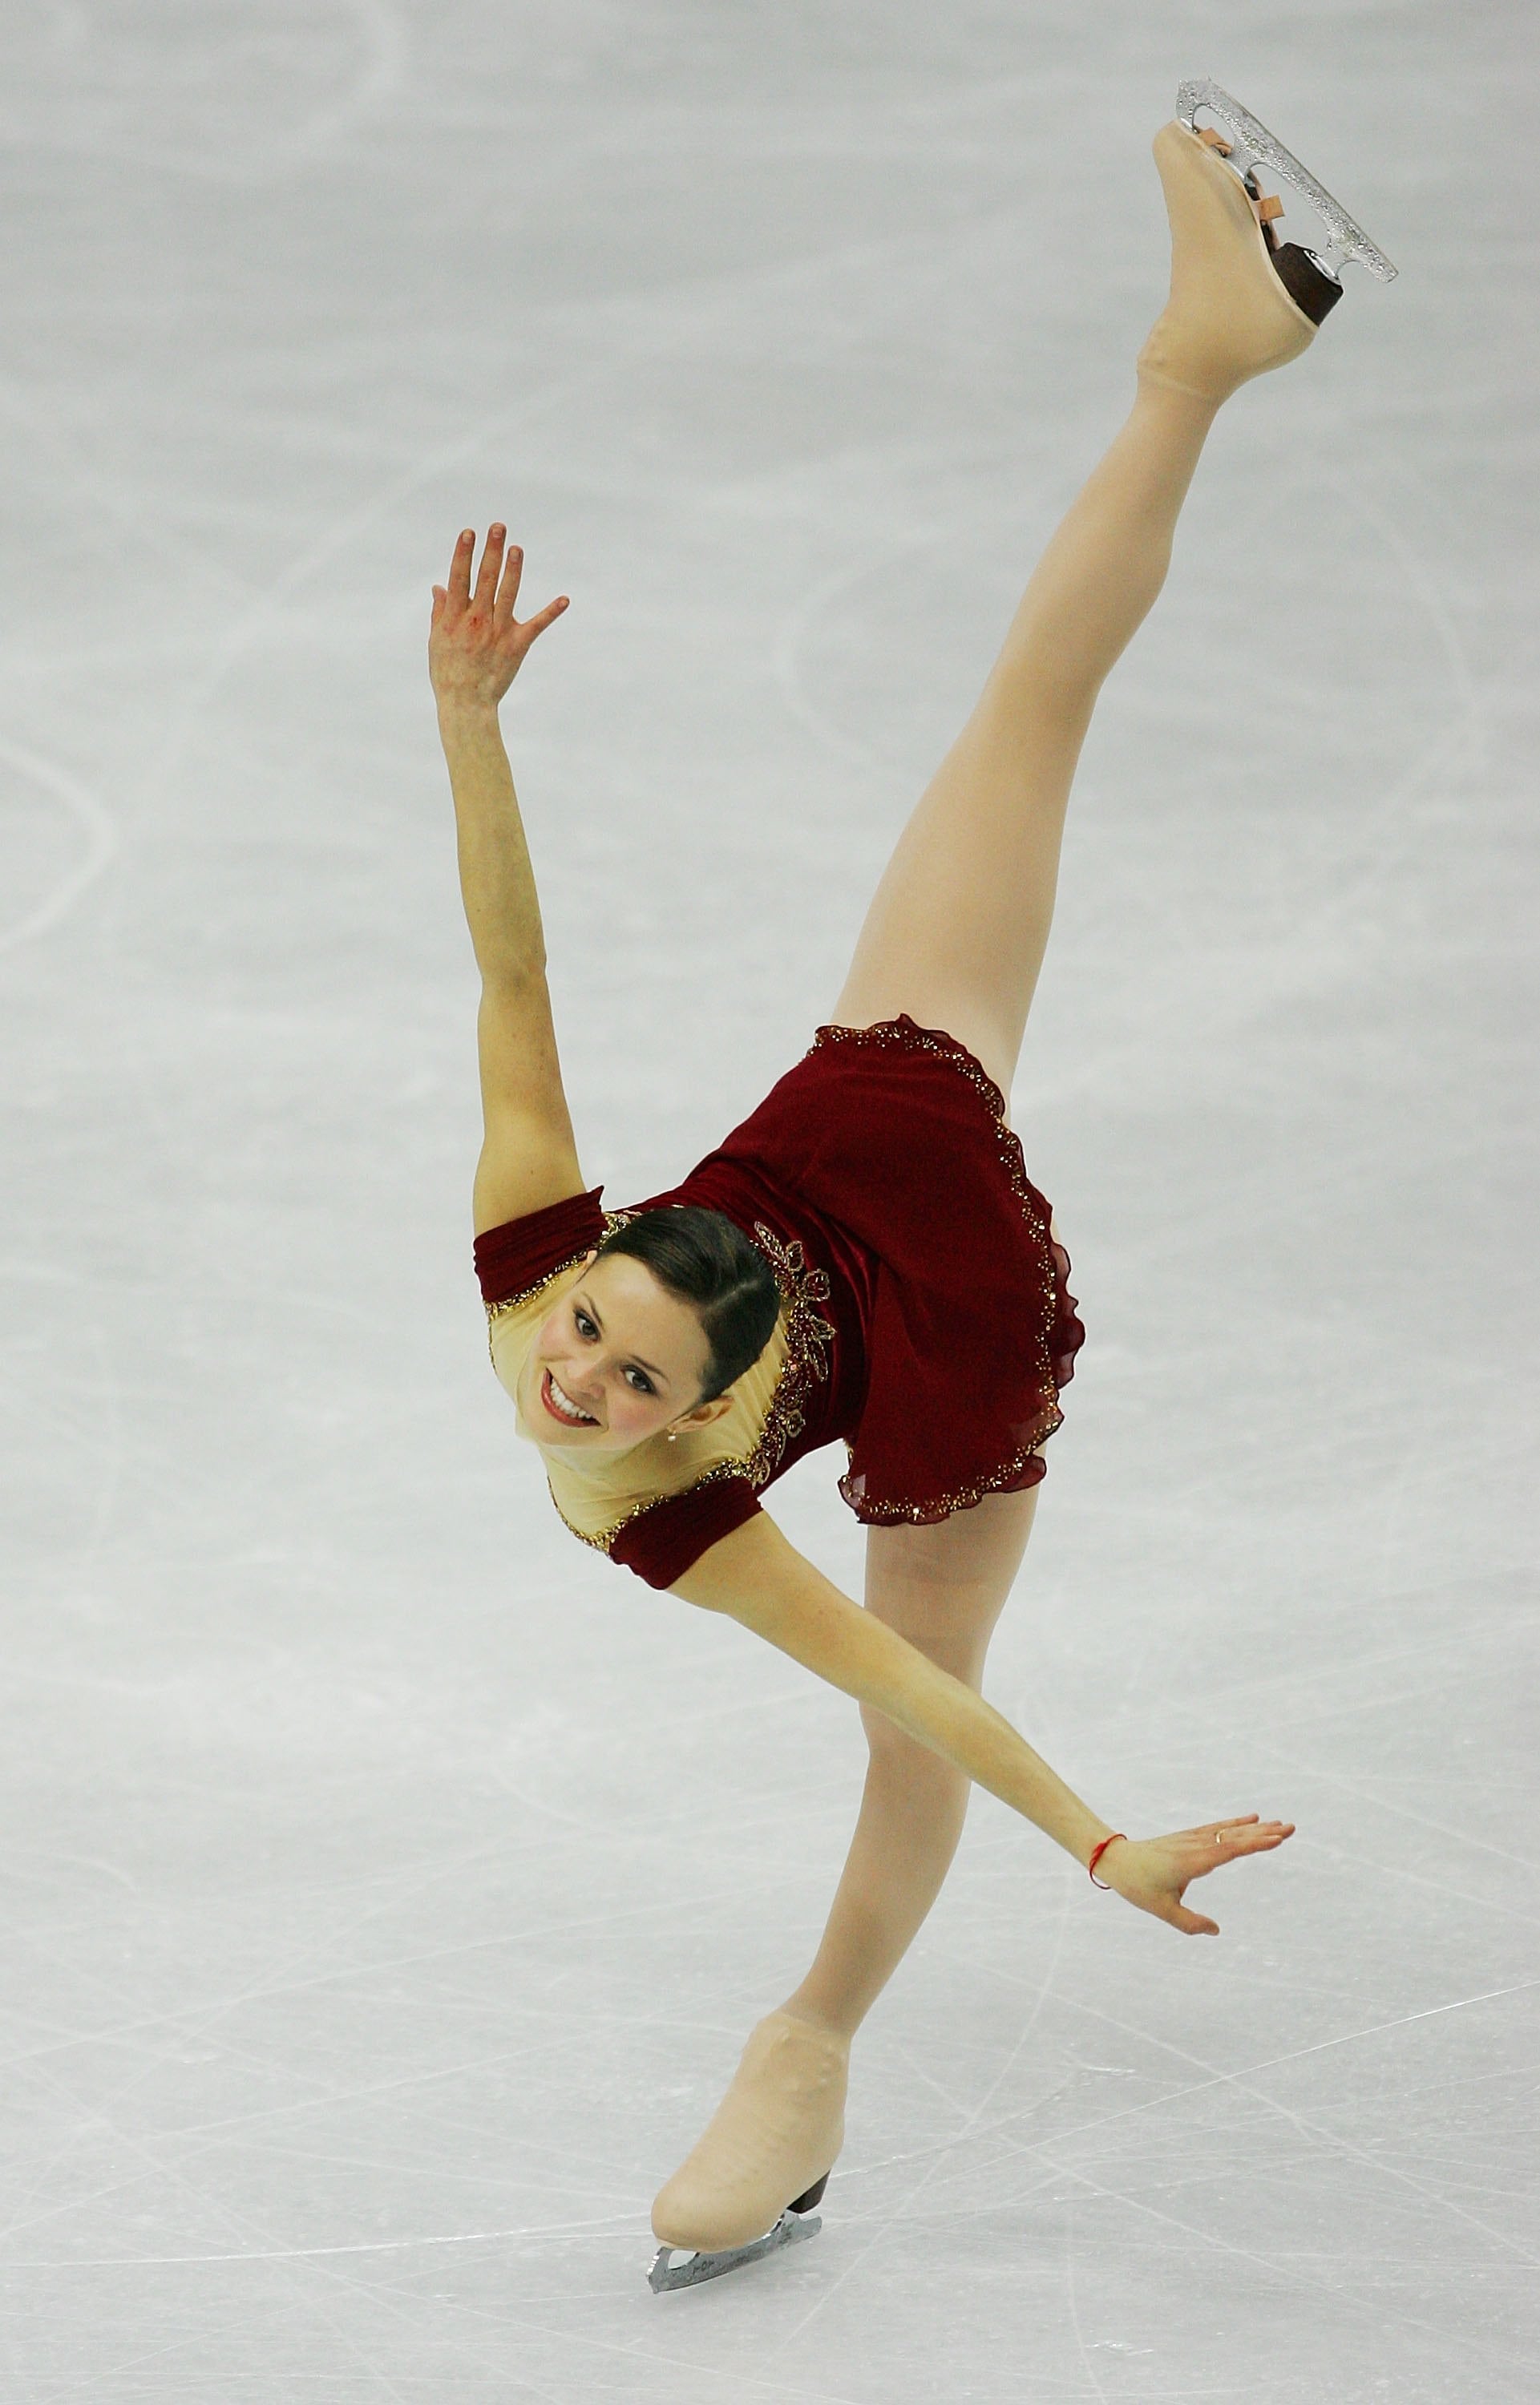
[472,1016,1085,1588]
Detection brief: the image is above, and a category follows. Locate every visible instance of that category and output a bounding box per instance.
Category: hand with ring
[1093,1813,1296,1936]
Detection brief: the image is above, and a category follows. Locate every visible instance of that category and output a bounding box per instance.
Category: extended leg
[830,376,1217,1098]
[831,119,1324,1101]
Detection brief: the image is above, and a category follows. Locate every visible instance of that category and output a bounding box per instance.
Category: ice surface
[2,4,1535,2398]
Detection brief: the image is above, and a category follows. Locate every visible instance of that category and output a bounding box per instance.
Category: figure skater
[426,84,1395,2291]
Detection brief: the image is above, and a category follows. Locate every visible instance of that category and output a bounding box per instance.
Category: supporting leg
[776,1712,976,2041]
[649,1489,1040,2257]
[778,1486,1041,2039]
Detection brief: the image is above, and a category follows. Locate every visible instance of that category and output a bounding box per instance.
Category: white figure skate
[648,2173,827,2294]
[646,2005,845,2293]
[1176,78,1397,323]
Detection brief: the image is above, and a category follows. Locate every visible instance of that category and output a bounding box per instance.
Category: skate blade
[1177,77,1397,281]
[647,2209,822,2294]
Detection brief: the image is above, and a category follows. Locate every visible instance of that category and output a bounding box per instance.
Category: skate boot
[1138,79,1397,402]
[647,2008,849,2293]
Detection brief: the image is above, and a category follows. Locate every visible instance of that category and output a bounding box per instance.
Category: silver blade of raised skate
[648,2209,821,2293]
[1177,78,1397,280]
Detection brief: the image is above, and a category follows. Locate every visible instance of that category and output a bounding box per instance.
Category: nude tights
[782,379,1227,2044]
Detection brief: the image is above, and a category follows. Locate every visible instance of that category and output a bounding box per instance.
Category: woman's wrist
[435,691,503,745]
[1085,1830,1128,1882]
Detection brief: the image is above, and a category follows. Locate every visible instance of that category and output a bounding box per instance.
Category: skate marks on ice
[774,1966,1539,2379]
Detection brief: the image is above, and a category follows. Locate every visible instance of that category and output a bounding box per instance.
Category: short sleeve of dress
[473,1186,608,1307]
[608,1476,762,1588]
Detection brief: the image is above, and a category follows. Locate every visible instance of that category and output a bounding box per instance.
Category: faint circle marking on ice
[0,739,118,957]
[770,477,1061,778]
[770,519,955,774]
[132,357,598,802]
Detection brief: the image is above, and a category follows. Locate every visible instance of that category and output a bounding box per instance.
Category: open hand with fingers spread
[428,524,569,714]
[1093,1814,1296,1936]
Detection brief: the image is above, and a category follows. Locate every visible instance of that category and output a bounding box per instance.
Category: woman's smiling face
[521,1251,734,1452]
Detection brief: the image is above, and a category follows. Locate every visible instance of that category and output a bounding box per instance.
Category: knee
[859,1706,969,1804]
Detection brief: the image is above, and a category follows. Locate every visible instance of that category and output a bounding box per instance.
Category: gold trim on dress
[547,1454,755,1554]
[738,1220,837,1482]
[483,1211,633,1368]
[839,1437,1054,1525]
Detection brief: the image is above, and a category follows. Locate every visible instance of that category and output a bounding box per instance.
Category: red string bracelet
[1087,1833,1126,1889]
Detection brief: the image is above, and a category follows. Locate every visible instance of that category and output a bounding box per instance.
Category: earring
[666,1431,677,1442]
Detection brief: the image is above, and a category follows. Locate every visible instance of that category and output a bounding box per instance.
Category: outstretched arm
[673,1513,1115,1864]
[429,525,584,1231]
[672,1513,1294,1937]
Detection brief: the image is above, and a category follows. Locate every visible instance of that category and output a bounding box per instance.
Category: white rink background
[2,5,1535,2399]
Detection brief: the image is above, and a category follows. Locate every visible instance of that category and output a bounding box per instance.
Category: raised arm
[428,525,585,1231]
[672,1514,1294,1937]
